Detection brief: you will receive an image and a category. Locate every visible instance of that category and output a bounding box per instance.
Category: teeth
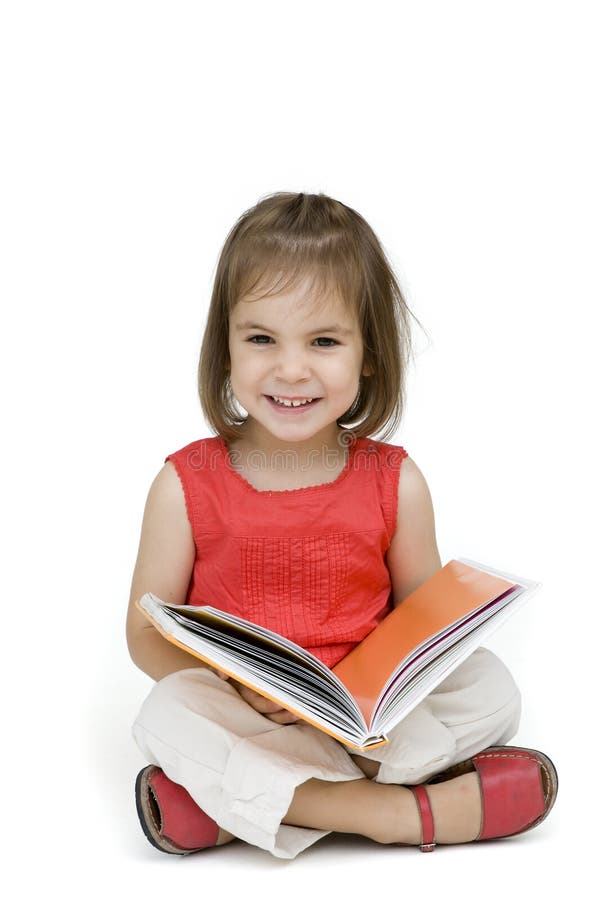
[271,396,314,407]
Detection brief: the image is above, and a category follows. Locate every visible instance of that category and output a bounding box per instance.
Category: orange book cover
[331,559,516,726]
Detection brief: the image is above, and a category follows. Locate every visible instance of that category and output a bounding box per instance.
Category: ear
[362,361,374,377]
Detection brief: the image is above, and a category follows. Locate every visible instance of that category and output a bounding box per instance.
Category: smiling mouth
[267,395,320,406]
[265,395,322,410]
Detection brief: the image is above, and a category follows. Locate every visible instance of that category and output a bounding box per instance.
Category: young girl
[126,191,557,859]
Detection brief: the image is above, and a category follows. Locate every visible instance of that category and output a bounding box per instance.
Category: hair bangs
[227,241,364,321]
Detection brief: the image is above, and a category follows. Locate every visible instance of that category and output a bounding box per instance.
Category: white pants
[132,647,521,859]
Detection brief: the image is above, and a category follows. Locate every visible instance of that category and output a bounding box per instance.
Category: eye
[247,335,272,344]
[313,337,339,347]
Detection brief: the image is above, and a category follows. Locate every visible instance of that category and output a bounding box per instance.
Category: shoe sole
[135,766,191,856]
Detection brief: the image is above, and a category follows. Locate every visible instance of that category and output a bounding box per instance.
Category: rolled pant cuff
[218,726,365,859]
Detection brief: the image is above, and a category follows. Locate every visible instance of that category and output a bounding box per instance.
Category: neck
[228,422,353,473]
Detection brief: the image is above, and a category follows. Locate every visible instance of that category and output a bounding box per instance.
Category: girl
[126,191,557,859]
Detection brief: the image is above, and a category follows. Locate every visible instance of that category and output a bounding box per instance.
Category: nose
[273,347,311,382]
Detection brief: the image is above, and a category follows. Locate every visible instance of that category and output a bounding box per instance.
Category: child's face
[228,277,368,448]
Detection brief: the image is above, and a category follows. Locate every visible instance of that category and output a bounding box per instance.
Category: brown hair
[198,191,426,443]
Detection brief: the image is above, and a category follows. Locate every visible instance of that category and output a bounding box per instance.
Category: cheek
[229,345,253,371]
[229,353,263,393]
[328,356,363,385]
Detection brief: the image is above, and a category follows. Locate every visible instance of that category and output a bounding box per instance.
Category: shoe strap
[411,785,436,852]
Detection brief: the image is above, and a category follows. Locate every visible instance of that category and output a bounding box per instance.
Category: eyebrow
[234,321,354,336]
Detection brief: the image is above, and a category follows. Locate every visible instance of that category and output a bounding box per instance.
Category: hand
[213,670,300,724]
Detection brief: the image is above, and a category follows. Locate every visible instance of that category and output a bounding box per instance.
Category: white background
[2,1,596,895]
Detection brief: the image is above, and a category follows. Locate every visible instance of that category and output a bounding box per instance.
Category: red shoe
[135,766,220,855]
[407,745,558,852]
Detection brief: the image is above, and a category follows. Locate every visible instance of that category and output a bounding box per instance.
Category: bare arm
[126,461,298,722]
[126,461,214,681]
[385,456,443,606]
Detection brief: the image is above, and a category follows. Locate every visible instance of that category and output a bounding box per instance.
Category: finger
[266,710,300,724]
[212,668,229,680]
[238,686,284,713]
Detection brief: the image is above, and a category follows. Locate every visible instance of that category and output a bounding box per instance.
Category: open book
[137,558,540,752]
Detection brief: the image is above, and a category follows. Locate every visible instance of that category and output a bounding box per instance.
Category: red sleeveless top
[165,435,408,667]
